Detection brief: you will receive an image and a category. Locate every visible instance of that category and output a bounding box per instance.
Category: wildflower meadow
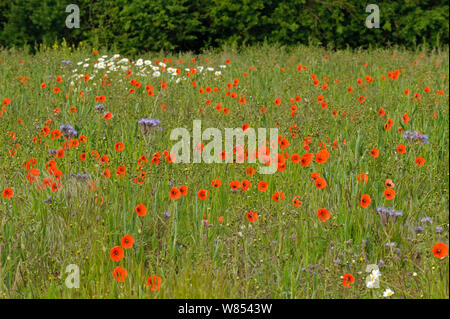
[0,42,448,299]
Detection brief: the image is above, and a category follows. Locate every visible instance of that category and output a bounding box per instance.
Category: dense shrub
[0,0,448,54]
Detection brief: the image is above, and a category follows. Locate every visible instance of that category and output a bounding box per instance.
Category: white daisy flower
[95,62,105,69]
[371,269,381,278]
[383,288,394,297]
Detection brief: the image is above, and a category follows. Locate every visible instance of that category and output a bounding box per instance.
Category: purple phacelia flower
[402,130,429,144]
[377,206,403,226]
[60,124,78,137]
[421,216,433,225]
[138,118,161,135]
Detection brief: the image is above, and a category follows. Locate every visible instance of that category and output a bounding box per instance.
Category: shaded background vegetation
[0,0,448,54]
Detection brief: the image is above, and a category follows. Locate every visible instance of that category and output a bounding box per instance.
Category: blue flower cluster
[138,118,161,135]
[402,130,429,144]
[376,206,403,226]
[60,124,78,138]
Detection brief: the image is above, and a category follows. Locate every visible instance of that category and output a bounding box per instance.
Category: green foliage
[0,0,448,54]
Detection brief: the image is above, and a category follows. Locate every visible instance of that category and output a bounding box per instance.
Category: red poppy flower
[258,181,268,192]
[384,188,395,200]
[113,266,127,282]
[116,165,126,177]
[246,210,258,222]
[110,246,124,262]
[315,149,329,164]
[2,187,13,199]
[245,167,255,176]
[179,185,188,196]
[230,180,241,190]
[396,144,406,154]
[432,243,448,259]
[385,179,394,188]
[342,273,355,287]
[241,180,252,191]
[197,189,209,200]
[292,196,302,207]
[104,112,113,120]
[290,154,300,163]
[272,191,285,202]
[315,177,327,189]
[317,208,331,222]
[370,148,379,158]
[121,235,135,249]
[416,156,425,167]
[103,169,111,178]
[170,187,181,200]
[300,153,313,166]
[135,203,147,216]
[146,275,162,291]
[357,173,368,184]
[211,178,222,188]
[360,194,372,208]
[115,142,124,152]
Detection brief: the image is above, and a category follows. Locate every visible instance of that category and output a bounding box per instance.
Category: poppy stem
[172,201,178,255]
[194,196,198,242]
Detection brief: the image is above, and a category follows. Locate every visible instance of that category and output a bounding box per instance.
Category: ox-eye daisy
[383,288,394,297]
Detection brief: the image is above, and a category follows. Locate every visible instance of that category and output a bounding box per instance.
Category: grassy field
[0,43,448,299]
